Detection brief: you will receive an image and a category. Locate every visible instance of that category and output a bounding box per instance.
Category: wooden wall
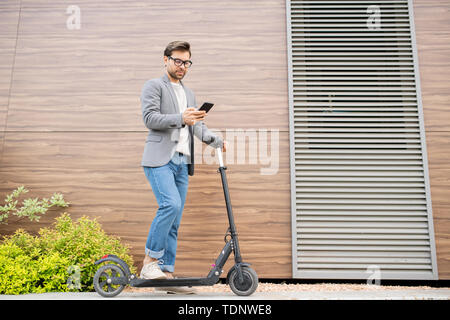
[0,0,448,280]
[413,0,450,279]
[0,0,291,279]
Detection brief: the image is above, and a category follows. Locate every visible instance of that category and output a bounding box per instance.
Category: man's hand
[183,107,206,126]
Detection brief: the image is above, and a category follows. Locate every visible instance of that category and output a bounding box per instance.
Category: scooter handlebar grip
[216,147,224,167]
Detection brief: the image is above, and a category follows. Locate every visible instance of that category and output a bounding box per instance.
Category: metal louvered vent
[286,0,438,279]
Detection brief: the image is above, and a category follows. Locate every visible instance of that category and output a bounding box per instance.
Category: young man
[140,41,227,294]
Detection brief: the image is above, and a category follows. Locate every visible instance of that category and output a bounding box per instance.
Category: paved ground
[1,288,449,300]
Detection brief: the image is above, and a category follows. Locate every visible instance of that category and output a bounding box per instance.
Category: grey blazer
[140,73,223,176]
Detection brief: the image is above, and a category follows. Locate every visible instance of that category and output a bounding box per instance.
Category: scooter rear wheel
[228,266,258,296]
[93,264,126,298]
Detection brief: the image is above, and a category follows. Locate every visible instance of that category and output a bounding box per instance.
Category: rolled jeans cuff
[145,247,164,259]
[159,265,175,273]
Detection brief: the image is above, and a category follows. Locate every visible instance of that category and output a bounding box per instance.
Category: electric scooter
[93,147,258,297]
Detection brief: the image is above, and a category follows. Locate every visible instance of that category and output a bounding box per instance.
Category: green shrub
[0,185,69,225]
[0,213,135,294]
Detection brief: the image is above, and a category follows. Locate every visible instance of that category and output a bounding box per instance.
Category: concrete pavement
[1,288,449,300]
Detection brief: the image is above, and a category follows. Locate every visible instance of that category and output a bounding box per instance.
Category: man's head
[163,41,192,82]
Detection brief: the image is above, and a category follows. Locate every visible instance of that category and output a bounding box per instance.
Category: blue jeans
[143,151,189,273]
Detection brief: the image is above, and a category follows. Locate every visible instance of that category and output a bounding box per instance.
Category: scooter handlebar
[216,147,224,168]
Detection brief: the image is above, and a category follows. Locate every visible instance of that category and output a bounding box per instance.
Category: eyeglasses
[168,56,193,68]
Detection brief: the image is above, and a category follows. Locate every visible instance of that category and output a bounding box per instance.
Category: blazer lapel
[162,73,195,159]
[162,73,180,113]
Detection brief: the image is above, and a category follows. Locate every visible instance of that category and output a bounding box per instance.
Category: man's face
[164,50,191,81]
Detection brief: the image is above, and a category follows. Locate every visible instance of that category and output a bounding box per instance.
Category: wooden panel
[0,2,18,114]
[0,1,20,162]
[0,38,14,153]
[414,0,450,279]
[414,0,450,132]
[430,209,450,279]
[7,0,288,132]
[427,166,450,279]
[416,33,450,132]
[0,130,291,278]
[427,132,450,278]
[1,0,449,281]
[0,37,14,128]
[427,132,450,169]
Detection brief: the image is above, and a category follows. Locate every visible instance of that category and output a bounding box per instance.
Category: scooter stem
[216,146,243,264]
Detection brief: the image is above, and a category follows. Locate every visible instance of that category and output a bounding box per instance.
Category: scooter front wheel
[93,264,126,298]
[228,266,258,296]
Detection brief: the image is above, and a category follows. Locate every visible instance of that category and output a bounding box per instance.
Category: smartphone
[198,102,214,113]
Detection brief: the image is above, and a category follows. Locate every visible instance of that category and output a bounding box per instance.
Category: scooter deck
[130,276,219,288]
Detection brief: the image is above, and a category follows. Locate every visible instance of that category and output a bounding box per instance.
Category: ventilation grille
[287,0,438,279]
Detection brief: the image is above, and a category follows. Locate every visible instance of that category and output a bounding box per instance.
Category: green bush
[0,213,135,294]
[0,185,69,225]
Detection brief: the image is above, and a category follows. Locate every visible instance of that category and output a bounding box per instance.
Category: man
[140,41,227,294]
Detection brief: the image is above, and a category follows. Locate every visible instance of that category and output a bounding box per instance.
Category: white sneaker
[140,261,167,280]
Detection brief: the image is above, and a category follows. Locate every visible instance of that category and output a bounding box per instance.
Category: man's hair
[164,41,191,58]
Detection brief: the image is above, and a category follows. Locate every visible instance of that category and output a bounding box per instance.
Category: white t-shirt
[171,81,190,156]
